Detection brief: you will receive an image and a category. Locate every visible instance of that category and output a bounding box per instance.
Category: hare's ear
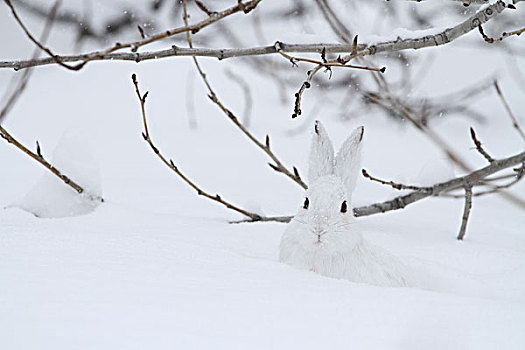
[308,120,335,183]
[334,126,364,201]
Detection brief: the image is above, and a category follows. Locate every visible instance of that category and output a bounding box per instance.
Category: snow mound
[13,131,102,218]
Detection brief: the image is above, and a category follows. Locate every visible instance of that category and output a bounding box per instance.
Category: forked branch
[274,40,386,118]
[354,150,525,216]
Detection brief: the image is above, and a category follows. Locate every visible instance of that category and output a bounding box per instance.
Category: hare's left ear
[334,126,364,201]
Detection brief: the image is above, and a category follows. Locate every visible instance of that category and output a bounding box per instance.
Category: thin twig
[185,71,198,129]
[274,42,384,73]
[384,95,473,171]
[195,0,215,16]
[457,183,473,240]
[314,0,353,43]
[131,73,288,223]
[5,0,89,71]
[181,1,307,189]
[0,126,90,196]
[292,65,322,118]
[478,24,525,43]
[225,69,253,128]
[493,81,525,141]
[274,40,385,118]
[442,163,525,197]
[361,169,432,191]
[470,127,494,163]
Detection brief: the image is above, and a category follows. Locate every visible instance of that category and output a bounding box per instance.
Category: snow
[11,131,102,218]
[1,1,525,349]
[2,204,524,349]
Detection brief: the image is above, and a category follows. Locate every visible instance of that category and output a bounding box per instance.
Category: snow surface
[1,1,525,349]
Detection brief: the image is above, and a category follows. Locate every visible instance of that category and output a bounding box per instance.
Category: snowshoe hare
[279,121,409,287]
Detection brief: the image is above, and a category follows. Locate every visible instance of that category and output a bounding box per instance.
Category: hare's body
[279,122,409,287]
[280,221,409,287]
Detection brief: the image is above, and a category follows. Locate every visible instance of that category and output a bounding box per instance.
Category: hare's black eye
[340,200,347,213]
[303,197,309,210]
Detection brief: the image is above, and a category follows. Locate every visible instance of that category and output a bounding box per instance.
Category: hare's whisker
[334,222,354,229]
[293,218,307,225]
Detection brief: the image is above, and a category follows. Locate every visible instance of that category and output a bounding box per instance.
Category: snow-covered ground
[1,1,524,349]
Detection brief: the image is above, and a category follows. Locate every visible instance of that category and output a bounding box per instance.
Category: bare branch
[131,73,287,223]
[244,150,525,224]
[378,94,472,171]
[292,65,322,118]
[0,126,98,199]
[4,0,90,71]
[273,41,385,118]
[471,163,525,196]
[470,127,494,163]
[195,0,215,16]
[457,183,473,240]
[1,1,512,71]
[493,81,525,141]
[343,1,508,60]
[3,0,262,71]
[361,169,432,191]
[478,24,525,43]
[441,163,525,198]
[0,43,364,70]
[225,69,253,128]
[181,2,307,189]
[353,150,525,217]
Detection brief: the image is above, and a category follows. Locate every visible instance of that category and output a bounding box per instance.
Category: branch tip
[36,140,42,158]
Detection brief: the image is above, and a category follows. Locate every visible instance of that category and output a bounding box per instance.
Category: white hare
[279,121,409,287]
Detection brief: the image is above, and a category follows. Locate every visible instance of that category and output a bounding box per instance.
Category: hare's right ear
[334,126,364,201]
[308,120,335,183]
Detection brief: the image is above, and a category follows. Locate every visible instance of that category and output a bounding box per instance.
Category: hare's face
[289,175,360,252]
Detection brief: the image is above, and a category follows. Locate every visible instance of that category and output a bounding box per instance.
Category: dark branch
[457,183,473,240]
[470,127,494,163]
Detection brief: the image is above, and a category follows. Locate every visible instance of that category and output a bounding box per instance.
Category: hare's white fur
[279,121,408,287]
